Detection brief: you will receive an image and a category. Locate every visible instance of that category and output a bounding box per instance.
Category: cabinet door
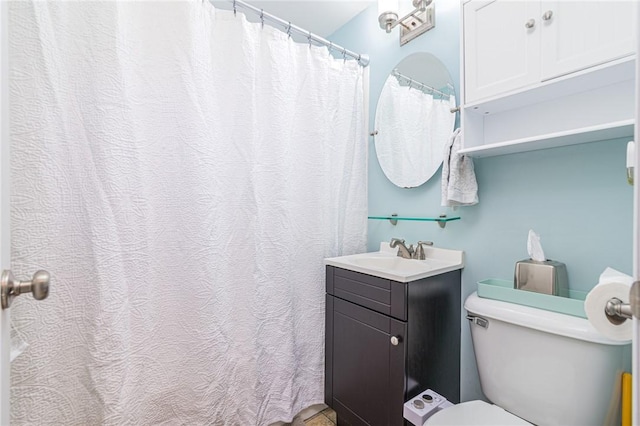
[464,0,541,103]
[330,297,406,426]
[540,1,635,80]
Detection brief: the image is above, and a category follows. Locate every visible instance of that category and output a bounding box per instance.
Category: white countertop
[325,242,464,283]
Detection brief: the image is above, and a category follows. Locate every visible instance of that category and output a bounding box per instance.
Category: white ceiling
[211,1,375,38]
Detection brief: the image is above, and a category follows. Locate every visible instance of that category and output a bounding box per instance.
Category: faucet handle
[414,241,434,260]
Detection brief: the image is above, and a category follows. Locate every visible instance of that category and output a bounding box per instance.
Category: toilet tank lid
[465,292,630,345]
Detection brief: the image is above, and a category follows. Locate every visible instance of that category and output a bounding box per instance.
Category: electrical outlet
[403,389,451,425]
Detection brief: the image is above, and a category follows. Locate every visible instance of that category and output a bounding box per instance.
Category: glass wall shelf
[368,214,461,228]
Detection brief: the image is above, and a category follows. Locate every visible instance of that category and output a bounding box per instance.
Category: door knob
[542,10,553,21]
[602,281,640,322]
[525,19,535,29]
[1,270,50,309]
[390,336,401,346]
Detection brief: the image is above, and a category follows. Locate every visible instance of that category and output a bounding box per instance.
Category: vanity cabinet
[464,0,635,103]
[325,266,461,426]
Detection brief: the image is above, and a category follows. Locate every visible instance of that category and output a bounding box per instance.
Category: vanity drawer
[326,266,407,321]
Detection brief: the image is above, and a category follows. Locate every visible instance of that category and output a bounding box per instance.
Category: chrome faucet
[390,238,434,260]
[390,238,414,259]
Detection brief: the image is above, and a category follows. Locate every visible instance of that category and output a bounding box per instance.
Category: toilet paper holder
[604,281,640,323]
[605,298,633,323]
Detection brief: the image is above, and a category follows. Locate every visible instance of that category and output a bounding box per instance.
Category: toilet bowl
[421,292,630,426]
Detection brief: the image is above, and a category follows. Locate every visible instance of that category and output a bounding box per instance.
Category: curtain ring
[328,41,333,56]
[287,22,292,38]
[260,9,264,29]
[233,0,237,16]
[342,48,347,62]
[307,31,312,48]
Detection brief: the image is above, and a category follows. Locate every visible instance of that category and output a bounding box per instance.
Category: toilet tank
[465,292,630,426]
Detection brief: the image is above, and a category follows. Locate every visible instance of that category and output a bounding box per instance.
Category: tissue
[527,229,546,261]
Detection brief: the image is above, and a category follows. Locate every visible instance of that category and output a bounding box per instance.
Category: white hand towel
[441,128,479,206]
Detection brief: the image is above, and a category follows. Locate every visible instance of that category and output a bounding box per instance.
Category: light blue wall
[329,3,633,402]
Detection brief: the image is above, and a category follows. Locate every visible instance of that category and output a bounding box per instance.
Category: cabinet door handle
[525,18,535,29]
[542,10,553,21]
[390,336,401,346]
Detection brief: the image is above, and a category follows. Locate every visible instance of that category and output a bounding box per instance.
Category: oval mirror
[374,53,457,188]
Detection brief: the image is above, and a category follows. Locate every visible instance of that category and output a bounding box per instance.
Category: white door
[463,0,540,103]
[634,4,640,425]
[0,3,51,424]
[541,1,635,81]
[0,0,10,423]
[631,7,640,425]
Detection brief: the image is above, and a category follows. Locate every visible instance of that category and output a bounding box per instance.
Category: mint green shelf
[368,215,461,228]
[477,278,588,319]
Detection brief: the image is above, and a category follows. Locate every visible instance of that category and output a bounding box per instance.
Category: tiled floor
[302,408,336,426]
[270,405,336,426]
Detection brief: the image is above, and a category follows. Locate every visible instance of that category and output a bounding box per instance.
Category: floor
[271,405,337,426]
[299,407,336,426]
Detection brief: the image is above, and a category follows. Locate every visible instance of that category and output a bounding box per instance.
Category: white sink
[325,243,464,283]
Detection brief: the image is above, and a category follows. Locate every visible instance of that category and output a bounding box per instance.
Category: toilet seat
[424,400,532,425]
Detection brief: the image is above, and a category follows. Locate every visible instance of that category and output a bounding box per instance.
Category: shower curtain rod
[217,0,370,67]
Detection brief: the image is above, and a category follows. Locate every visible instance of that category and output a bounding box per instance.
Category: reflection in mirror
[374,53,456,188]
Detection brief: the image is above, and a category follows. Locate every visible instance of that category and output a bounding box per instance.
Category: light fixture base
[399,3,435,46]
[413,0,433,9]
[378,11,398,33]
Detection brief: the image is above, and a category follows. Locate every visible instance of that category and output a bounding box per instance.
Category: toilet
[425,292,630,426]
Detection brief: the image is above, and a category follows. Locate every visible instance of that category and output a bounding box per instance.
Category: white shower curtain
[8,1,367,425]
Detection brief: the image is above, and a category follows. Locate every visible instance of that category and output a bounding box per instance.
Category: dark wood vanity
[325,265,461,426]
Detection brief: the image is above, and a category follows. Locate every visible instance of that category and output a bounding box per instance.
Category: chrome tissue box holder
[514,259,569,297]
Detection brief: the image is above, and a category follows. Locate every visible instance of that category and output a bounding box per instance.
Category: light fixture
[378,0,435,46]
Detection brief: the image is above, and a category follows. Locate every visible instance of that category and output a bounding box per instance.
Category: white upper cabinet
[540,1,635,81]
[464,0,540,103]
[460,0,636,158]
[464,0,636,104]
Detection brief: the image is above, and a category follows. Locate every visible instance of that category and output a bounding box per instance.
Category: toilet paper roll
[585,267,633,342]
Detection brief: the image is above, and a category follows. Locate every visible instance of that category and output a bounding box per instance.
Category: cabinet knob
[525,18,535,29]
[542,10,553,21]
[390,336,401,346]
